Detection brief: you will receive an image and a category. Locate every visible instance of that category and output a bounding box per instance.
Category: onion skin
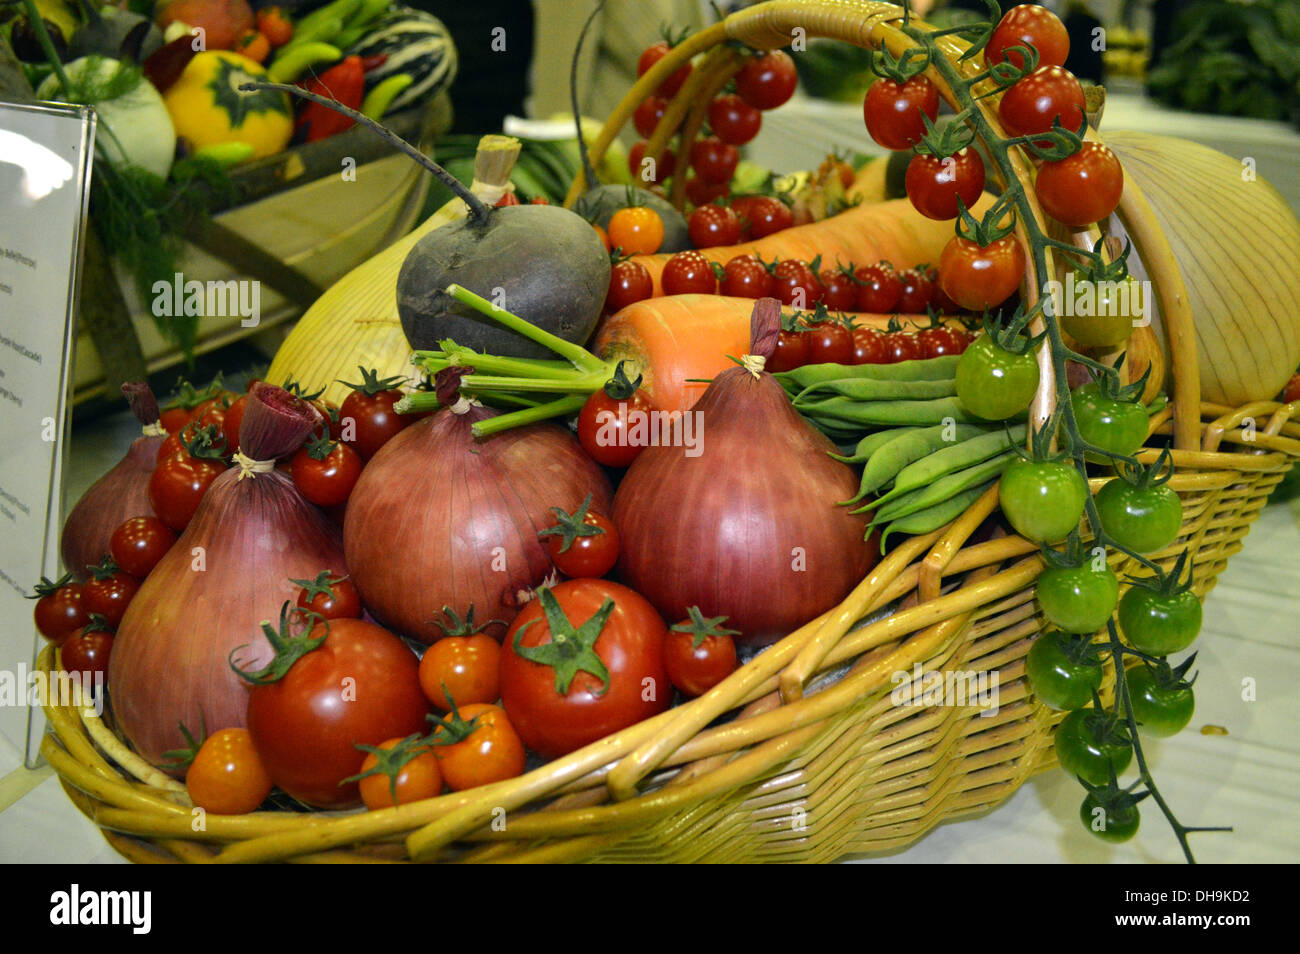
[61,434,163,580]
[109,467,345,770]
[343,403,612,643]
[612,366,873,646]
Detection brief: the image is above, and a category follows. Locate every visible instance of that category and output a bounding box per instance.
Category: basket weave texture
[39,0,1300,863]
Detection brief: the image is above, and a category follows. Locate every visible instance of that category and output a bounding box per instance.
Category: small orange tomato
[592,223,611,252]
[352,736,443,810]
[607,206,665,256]
[236,29,271,64]
[186,728,273,815]
[430,704,526,791]
[419,634,501,711]
[256,7,294,47]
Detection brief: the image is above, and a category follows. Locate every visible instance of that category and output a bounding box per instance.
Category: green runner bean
[847,424,987,504]
[872,450,1019,524]
[775,354,962,391]
[794,377,958,404]
[877,480,997,553]
[829,427,926,465]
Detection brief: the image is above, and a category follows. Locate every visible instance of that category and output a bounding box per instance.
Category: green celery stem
[443,284,607,373]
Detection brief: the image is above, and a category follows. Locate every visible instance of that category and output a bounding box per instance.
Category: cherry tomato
[1035,142,1124,228]
[576,377,659,468]
[939,235,1025,312]
[293,571,362,621]
[1055,706,1132,785]
[986,4,1070,69]
[1080,789,1140,843]
[662,249,719,295]
[730,195,792,239]
[998,65,1085,140]
[81,561,138,627]
[853,263,902,313]
[339,369,410,461]
[60,623,114,682]
[185,728,273,815]
[955,334,1040,420]
[605,259,654,313]
[883,330,924,364]
[769,328,811,372]
[863,76,940,150]
[242,614,429,809]
[148,454,224,532]
[30,576,88,645]
[592,223,612,252]
[157,420,226,464]
[353,736,442,809]
[420,629,502,711]
[292,437,362,508]
[735,50,797,110]
[1036,563,1120,634]
[850,326,889,364]
[1025,631,1103,711]
[1127,662,1195,737]
[637,40,692,98]
[819,267,859,312]
[690,135,739,186]
[608,206,665,256]
[628,141,675,184]
[158,406,193,434]
[708,93,762,145]
[772,259,824,308]
[1096,479,1182,554]
[499,580,670,759]
[998,458,1089,543]
[429,703,526,791]
[1283,373,1300,405]
[1070,382,1148,457]
[803,322,853,365]
[664,607,738,697]
[1058,275,1142,348]
[108,516,176,581]
[1117,586,1202,656]
[721,254,774,298]
[916,324,968,358]
[633,95,670,138]
[494,191,520,207]
[221,394,248,455]
[687,203,741,248]
[905,148,987,220]
[896,267,935,313]
[685,175,730,207]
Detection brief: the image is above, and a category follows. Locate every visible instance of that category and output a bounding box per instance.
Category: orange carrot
[592,295,933,414]
[631,194,994,296]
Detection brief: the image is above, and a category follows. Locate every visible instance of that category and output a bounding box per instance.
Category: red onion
[343,374,612,643]
[109,385,345,769]
[612,299,875,645]
[61,383,166,579]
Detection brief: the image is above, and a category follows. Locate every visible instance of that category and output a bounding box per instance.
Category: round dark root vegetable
[236,79,610,359]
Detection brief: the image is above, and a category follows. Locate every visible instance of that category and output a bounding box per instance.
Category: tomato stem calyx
[230,603,328,686]
[670,606,739,650]
[343,733,432,806]
[430,605,504,639]
[512,589,614,695]
[289,571,349,604]
[538,494,606,554]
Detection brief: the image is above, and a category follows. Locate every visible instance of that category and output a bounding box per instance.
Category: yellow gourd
[162,52,292,160]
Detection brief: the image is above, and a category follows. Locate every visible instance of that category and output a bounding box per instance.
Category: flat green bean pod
[794,376,958,404]
[795,395,980,428]
[877,480,997,553]
[869,423,1029,508]
[829,426,926,464]
[872,450,1019,524]
[774,354,962,391]
[846,424,986,505]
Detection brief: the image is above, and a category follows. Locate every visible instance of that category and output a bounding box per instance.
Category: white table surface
[3,409,1298,865]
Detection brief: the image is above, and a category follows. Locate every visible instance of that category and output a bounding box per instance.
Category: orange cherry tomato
[353,736,443,810]
[607,206,664,256]
[419,633,502,711]
[592,223,611,252]
[429,703,526,791]
[185,728,273,815]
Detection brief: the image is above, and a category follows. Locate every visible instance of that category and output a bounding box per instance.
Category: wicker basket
[39,0,1300,863]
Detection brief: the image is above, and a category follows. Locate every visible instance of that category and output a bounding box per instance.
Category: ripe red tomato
[494,191,520,207]
[662,249,719,295]
[939,235,1026,312]
[633,95,669,138]
[353,736,442,809]
[576,376,659,468]
[769,328,810,372]
[731,195,792,239]
[81,561,138,627]
[499,580,670,759]
[883,330,925,364]
[109,516,176,579]
[429,703,526,791]
[1283,373,1300,404]
[820,267,860,312]
[708,93,762,145]
[292,437,362,507]
[851,326,889,364]
[339,370,411,461]
[420,630,502,711]
[31,576,88,645]
[735,50,797,110]
[687,203,741,248]
[605,260,654,313]
[690,135,739,186]
[998,65,1085,139]
[664,608,739,697]
[854,263,902,313]
[637,40,692,98]
[1034,142,1124,227]
[221,394,248,455]
[721,254,774,298]
[804,322,854,365]
[863,76,940,150]
[186,728,273,815]
[242,613,429,808]
[897,267,935,313]
[61,624,114,681]
[628,141,676,184]
[917,324,971,358]
[158,406,193,434]
[540,498,620,579]
[293,571,361,621]
[685,175,730,207]
[906,148,987,220]
[986,4,1070,70]
[772,259,824,308]
[148,453,225,532]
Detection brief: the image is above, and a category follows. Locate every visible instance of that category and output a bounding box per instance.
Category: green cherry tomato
[1127,664,1195,737]
[1036,563,1119,634]
[955,335,1041,421]
[1079,789,1140,843]
[1095,479,1183,554]
[1071,383,1148,458]
[1055,707,1132,785]
[1117,586,1202,656]
[999,458,1089,542]
[1026,632,1104,710]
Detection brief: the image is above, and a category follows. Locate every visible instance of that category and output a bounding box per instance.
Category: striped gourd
[348,7,458,114]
